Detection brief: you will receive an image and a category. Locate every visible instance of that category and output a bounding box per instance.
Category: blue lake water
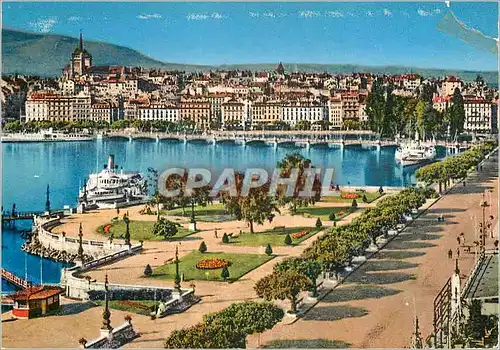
[1,139,446,291]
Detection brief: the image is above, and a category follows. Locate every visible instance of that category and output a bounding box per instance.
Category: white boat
[1,128,93,143]
[395,141,437,167]
[78,155,148,209]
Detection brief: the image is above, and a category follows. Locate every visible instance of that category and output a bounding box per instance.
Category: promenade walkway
[250,151,498,348]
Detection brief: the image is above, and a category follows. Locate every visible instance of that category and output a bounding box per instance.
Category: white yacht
[395,141,437,167]
[78,155,148,209]
[1,128,93,142]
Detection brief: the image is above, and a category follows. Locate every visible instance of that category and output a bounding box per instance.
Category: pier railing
[1,268,30,289]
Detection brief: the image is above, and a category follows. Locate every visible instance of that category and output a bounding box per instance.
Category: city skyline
[3,2,498,71]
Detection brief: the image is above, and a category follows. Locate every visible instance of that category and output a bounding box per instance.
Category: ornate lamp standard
[479,192,489,258]
[78,222,84,264]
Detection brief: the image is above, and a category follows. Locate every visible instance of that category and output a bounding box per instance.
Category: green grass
[322,191,384,204]
[161,203,228,217]
[95,300,158,316]
[263,339,351,348]
[226,226,321,247]
[295,206,356,221]
[150,251,274,282]
[95,220,193,241]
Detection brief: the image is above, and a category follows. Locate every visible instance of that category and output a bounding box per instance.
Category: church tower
[69,31,92,78]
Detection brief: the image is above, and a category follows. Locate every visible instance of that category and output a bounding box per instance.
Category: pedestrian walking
[448,249,453,259]
[214,229,218,239]
[456,247,460,259]
[480,165,483,172]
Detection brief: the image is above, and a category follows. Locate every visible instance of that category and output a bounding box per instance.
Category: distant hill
[2,29,498,85]
[2,29,209,76]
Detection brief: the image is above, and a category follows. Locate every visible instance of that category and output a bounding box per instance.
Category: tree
[284,234,292,245]
[198,241,207,253]
[220,266,230,281]
[465,300,488,342]
[449,87,465,138]
[144,264,153,277]
[352,199,358,208]
[366,79,386,135]
[315,217,323,229]
[222,233,229,244]
[254,270,311,314]
[265,243,273,256]
[362,194,368,203]
[274,258,322,297]
[152,218,178,239]
[329,212,336,221]
[203,301,284,335]
[276,153,321,214]
[223,173,279,234]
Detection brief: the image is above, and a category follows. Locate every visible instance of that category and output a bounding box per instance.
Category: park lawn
[295,206,356,221]
[161,203,228,217]
[322,191,384,204]
[95,220,193,241]
[227,226,321,247]
[95,300,157,316]
[150,251,274,282]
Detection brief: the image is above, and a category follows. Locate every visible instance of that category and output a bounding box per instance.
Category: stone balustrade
[36,216,129,257]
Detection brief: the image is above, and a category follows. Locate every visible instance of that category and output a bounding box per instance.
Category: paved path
[249,151,498,348]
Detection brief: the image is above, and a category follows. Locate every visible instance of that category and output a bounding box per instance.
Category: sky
[2,2,498,71]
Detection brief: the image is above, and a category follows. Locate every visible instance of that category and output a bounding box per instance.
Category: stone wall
[36,216,129,258]
[84,322,139,349]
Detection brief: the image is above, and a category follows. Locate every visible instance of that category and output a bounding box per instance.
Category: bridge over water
[105,131,471,153]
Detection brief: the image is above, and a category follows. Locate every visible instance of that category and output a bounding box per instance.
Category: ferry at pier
[78,155,148,209]
[1,128,93,143]
[395,141,437,167]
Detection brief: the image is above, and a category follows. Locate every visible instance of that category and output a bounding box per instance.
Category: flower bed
[196,258,230,270]
[341,192,360,199]
[291,230,309,240]
[117,300,151,311]
[103,224,112,234]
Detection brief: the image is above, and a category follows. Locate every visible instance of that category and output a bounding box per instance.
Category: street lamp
[479,192,489,258]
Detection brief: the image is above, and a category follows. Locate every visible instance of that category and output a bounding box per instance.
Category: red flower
[291,230,309,239]
[196,258,230,270]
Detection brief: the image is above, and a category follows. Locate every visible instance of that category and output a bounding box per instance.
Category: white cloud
[29,17,57,33]
[326,11,343,18]
[263,12,275,18]
[300,10,321,18]
[383,9,392,17]
[365,11,374,17]
[186,13,209,21]
[249,12,259,18]
[137,13,162,20]
[67,16,82,22]
[186,13,225,21]
[211,12,224,20]
[417,8,442,17]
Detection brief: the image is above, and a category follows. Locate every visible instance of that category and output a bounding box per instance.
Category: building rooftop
[463,254,498,300]
[10,286,64,301]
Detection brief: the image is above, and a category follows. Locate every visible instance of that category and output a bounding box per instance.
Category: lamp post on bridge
[479,192,489,258]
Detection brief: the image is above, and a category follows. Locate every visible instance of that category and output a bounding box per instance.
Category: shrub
[315,218,322,229]
[143,264,153,277]
[199,241,207,253]
[265,244,273,256]
[362,194,368,203]
[284,234,292,245]
[352,199,358,208]
[222,233,229,244]
[378,186,384,194]
[221,266,230,281]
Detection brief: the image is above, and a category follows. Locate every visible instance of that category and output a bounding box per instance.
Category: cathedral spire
[79,29,83,51]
